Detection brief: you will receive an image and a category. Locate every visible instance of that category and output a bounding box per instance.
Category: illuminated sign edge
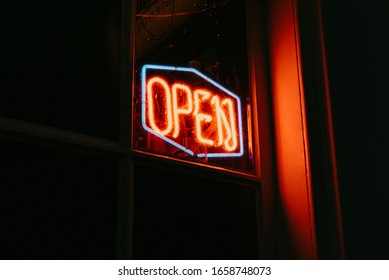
[140,64,244,158]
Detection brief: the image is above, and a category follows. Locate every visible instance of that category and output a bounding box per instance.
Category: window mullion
[0,116,126,157]
[116,0,136,259]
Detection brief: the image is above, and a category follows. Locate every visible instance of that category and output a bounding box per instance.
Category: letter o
[147,77,173,135]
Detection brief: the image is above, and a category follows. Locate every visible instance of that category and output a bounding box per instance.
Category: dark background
[321,0,389,259]
[0,0,122,259]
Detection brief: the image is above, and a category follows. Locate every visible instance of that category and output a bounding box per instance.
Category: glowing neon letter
[211,96,224,146]
[147,77,173,135]
[172,83,193,138]
[221,98,238,151]
[212,96,238,151]
[194,89,214,146]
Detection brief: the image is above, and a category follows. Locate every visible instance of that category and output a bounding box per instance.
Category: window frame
[0,0,344,260]
[131,0,263,180]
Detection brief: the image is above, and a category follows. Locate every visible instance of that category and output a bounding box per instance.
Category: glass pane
[0,0,121,140]
[132,0,256,175]
[0,138,118,259]
[133,164,259,259]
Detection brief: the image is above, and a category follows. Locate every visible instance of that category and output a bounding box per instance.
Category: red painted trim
[267,0,317,259]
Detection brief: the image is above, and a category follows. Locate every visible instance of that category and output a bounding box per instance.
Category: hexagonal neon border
[141,64,244,158]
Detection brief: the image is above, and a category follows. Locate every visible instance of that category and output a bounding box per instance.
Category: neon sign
[141,64,244,158]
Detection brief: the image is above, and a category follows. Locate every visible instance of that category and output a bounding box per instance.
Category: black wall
[321,0,389,259]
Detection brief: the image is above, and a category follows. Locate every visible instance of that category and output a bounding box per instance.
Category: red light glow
[146,76,238,150]
[141,65,243,158]
[146,77,173,136]
[172,83,193,138]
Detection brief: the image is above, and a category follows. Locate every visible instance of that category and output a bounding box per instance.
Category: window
[0,0,267,260]
[0,138,118,259]
[0,0,121,140]
[132,164,260,259]
[130,0,263,259]
[0,0,124,259]
[132,0,259,176]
